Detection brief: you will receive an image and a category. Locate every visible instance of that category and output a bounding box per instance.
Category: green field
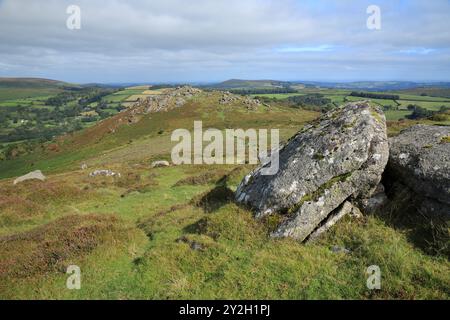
[252,88,450,122]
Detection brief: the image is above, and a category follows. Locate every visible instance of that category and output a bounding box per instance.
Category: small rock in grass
[151,160,170,168]
[13,170,46,185]
[89,169,121,178]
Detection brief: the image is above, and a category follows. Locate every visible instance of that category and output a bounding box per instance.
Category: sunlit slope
[0,77,79,101]
[0,89,318,179]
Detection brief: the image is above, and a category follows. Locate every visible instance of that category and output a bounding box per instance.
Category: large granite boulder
[235,102,389,241]
[386,125,449,217]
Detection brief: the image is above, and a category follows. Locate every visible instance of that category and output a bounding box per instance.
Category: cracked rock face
[386,125,450,217]
[235,102,389,241]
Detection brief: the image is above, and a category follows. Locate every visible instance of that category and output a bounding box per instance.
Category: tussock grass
[0,214,129,281]
[378,182,450,258]
[82,169,158,197]
[135,198,449,299]
[0,164,448,299]
[190,185,235,213]
[0,195,43,226]
[0,179,89,227]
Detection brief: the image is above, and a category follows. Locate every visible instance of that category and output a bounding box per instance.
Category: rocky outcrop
[108,86,203,131]
[219,92,264,110]
[133,86,202,114]
[235,101,389,241]
[13,170,46,185]
[385,125,449,217]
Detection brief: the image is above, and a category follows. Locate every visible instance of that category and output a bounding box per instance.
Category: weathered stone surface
[235,101,389,241]
[386,125,450,217]
[151,160,170,168]
[13,170,46,185]
[360,183,388,214]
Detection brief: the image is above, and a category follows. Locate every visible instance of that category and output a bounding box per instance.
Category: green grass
[0,88,448,299]
[0,88,59,101]
[253,88,450,122]
[385,110,412,121]
[1,164,448,299]
[392,93,450,102]
[0,91,317,179]
[397,100,449,111]
[250,93,306,99]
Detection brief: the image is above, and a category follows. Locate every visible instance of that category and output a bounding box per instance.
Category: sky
[0,0,449,84]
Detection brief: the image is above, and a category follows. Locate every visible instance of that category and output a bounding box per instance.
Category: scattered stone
[89,169,121,178]
[151,160,170,168]
[81,163,88,170]
[385,125,449,217]
[235,102,389,241]
[13,170,46,185]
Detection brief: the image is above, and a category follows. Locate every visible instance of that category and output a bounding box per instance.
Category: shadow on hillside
[182,183,236,236]
[190,185,235,213]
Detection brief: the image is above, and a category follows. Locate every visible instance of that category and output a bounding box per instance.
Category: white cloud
[0,0,449,82]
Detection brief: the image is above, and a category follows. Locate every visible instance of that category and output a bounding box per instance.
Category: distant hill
[0,77,80,101]
[208,79,450,92]
[211,79,292,89]
[298,81,450,91]
[0,77,79,89]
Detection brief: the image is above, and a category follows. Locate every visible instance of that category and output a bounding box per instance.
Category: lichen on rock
[235,101,389,241]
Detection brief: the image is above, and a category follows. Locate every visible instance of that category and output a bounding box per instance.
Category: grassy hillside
[0,90,317,179]
[0,81,168,155]
[0,88,448,299]
[0,77,79,101]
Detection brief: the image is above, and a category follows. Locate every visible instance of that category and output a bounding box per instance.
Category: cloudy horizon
[0,0,449,84]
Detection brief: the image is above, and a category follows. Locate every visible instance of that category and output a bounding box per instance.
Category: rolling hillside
[0,77,80,101]
[0,87,448,299]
